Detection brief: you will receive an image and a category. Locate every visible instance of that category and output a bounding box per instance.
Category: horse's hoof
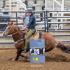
[24,58,29,62]
[8,58,16,61]
[11,58,18,61]
[25,58,29,62]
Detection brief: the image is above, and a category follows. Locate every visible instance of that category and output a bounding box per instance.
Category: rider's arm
[27,16,36,28]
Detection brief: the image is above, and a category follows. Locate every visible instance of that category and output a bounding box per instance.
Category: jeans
[25,29,35,51]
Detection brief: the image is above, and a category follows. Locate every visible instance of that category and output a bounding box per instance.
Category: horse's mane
[9,21,21,32]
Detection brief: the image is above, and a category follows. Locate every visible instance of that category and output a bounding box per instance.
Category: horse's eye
[8,27,10,29]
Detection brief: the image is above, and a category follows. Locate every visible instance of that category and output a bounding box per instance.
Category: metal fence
[45,11,70,32]
[0,11,70,45]
[0,11,70,32]
[0,11,45,31]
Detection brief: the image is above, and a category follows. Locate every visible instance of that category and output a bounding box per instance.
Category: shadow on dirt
[46,55,70,62]
[8,55,70,62]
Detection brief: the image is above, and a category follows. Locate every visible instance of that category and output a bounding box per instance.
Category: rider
[23,9,36,52]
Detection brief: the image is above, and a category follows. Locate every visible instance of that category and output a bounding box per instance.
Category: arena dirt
[0,48,70,70]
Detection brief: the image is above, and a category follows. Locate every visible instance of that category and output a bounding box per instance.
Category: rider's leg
[25,29,35,51]
[25,29,34,39]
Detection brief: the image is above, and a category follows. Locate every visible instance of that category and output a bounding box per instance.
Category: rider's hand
[25,27,28,31]
[23,25,29,33]
[23,27,28,33]
[25,27,29,33]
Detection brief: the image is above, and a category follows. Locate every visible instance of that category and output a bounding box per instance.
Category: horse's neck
[12,31,24,42]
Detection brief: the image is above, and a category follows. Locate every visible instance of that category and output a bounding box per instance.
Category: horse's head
[3,21,19,36]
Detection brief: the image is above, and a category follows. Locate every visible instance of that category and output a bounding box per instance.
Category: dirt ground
[0,48,70,70]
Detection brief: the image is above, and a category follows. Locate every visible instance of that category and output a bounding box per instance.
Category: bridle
[11,29,25,44]
[11,31,19,36]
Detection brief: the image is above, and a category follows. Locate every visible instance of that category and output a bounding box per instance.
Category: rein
[12,30,25,44]
[11,31,19,36]
[14,39,24,44]
[12,29,26,36]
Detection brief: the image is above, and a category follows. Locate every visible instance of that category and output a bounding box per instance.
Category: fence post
[16,12,18,24]
[44,11,48,32]
[46,11,49,32]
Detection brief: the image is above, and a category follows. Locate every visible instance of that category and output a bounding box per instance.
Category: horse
[3,21,27,61]
[3,21,70,61]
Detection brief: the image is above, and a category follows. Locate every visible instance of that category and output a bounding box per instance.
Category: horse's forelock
[8,20,16,26]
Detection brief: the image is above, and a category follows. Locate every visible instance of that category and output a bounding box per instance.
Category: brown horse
[3,21,70,61]
[3,21,26,60]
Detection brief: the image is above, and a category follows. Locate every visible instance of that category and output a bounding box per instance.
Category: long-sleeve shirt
[24,15,29,26]
[27,15,36,29]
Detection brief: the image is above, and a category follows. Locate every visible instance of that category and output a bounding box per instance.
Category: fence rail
[0,11,70,45]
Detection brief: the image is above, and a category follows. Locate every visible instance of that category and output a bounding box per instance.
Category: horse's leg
[45,47,54,52]
[15,48,22,61]
[56,43,70,53]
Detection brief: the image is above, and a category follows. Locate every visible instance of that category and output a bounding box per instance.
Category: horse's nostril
[3,33,7,37]
[3,34,5,37]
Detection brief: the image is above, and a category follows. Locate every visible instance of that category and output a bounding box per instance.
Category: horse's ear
[8,21,15,25]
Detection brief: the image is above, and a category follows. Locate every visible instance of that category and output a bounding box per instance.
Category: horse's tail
[45,47,54,52]
[56,43,70,53]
